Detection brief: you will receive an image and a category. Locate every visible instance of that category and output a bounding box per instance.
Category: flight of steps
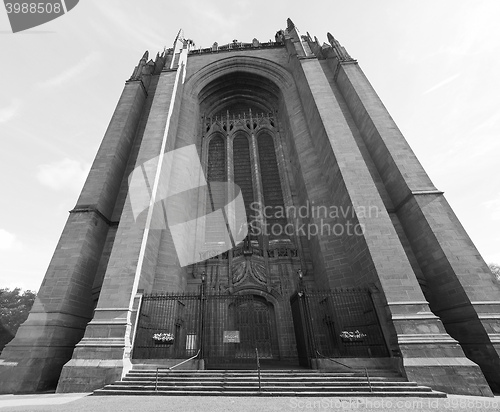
[93,369,446,397]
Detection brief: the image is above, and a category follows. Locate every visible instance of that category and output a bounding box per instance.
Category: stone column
[55,48,189,393]
[0,78,148,394]
[331,50,500,394]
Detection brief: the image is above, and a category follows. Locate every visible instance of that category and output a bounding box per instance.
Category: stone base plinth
[0,352,72,394]
[312,357,398,371]
[56,358,132,393]
[402,357,493,397]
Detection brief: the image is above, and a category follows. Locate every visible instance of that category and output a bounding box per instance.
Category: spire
[129,50,149,81]
[327,32,354,62]
[284,18,308,57]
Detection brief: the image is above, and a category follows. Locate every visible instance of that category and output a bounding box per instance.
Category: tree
[0,288,36,354]
[488,263,500,283]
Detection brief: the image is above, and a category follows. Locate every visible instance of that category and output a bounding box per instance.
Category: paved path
[0,394,499,412]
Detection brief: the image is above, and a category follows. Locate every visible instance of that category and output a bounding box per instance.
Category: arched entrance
[230,295,278,359]
[203,293,280,369]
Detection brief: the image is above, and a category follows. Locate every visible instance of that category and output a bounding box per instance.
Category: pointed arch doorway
[203,293,280,369]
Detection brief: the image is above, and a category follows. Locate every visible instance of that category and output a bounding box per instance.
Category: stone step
[105,383,428,391]
[93,389,446,398]
[93,368,446,398]
[123,376,408,383]
[131,367,397,375]
[128,372,399,376]
[127,371,401,378]
[120,377,417,386]
[125,374,402,380]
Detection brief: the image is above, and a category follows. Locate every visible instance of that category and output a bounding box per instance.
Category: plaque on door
[223,330,240,343]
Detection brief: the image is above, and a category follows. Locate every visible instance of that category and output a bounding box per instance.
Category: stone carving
[231,257,267,285]
[267,247,299,258]
[275,30,285,43]
[252,260,267,284]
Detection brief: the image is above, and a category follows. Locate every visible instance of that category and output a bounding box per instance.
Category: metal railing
[316,350,372,392]
[255,347,262,393]
[154,349,201,391]
[189,41,284,55]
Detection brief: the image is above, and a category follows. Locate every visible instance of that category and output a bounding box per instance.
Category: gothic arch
[186,55,296,103]
[232,286,280,307]
[230,129,251,142]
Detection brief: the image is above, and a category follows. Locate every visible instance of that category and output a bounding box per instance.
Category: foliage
[489,263,500,282]
[0,288,36,353]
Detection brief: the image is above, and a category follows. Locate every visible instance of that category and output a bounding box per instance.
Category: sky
[0,0,499,291]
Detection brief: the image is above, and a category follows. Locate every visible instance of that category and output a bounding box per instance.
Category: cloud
[0,229,22,251]
[471,110,500,133]
[93,2,165,49]
[38,52,100,89]
[36,158,90,192]
[0,99,22,123]
[182,0,247,44]
[422,73,461,95]
[483,194,500,221]
[437,2,500,57]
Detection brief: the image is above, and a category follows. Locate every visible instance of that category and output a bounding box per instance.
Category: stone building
[1,19,499,396]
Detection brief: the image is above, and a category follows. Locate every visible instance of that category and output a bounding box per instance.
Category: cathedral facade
[1,19,499,396]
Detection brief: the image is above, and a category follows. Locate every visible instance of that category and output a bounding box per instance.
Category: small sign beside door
[223,330,240,343]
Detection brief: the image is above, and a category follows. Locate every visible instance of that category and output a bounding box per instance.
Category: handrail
[155,349,201,391]
[315,350,372,392]
[255,347,261,393]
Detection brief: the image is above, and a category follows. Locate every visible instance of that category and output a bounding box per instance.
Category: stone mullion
[249,131,266,239]
[249,126,270,291]
[227,129,234,291]
[194,125,211,280]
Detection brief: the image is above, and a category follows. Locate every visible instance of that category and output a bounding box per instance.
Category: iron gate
[291,289,388,364]
[132,293,201,359]
[133,292,279,366]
